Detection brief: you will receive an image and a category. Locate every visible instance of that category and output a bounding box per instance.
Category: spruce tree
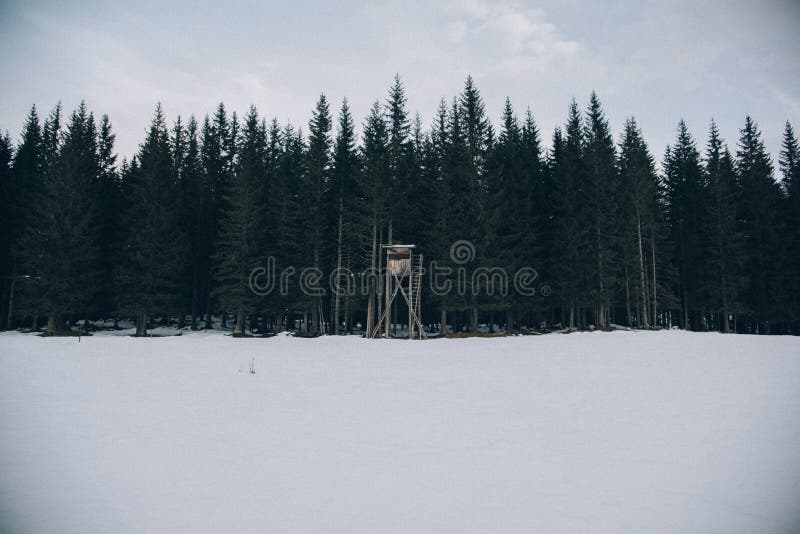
[458,77,490,331]
[483,98,534,326]
[582,92,617,329]
[331,99,359,334]
[302,94,333,334]
[178,116,206,330]
[213,106,267,335]
[553,100,585,330]
[0,131,14,329]
[19,102,100,334]
[116,104,187,336]
[271,123,307,329]
[779,121,799,330]
[357,101,390,336]
[94,114,120,320]
[702,121,745,332]
[200,104,234,326]
[386,76,413,244]
[426,99,452,332]
[736,116,782,333]
[617,118,661,328]
[8,107,45,327]
[663,120,706,330]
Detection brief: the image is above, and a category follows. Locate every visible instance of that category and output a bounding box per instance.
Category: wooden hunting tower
[370,244,427,339]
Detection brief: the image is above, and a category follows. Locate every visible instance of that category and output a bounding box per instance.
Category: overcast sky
[1,0,798,169]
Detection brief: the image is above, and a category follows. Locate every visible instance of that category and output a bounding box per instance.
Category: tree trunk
[650,233,657,328]
[333,204,343,333]
[46,313,58,336]
[636,216,650,329]
[310,305,319,335]
[596,225,607,329]
[365,218,377,337]
[624,263,632,326]
[378,225,385,337]
[569,300,575,331]
[191,271,198,330]
[136,313,148,337]
[6,262,16,331]
[233,309,245,336]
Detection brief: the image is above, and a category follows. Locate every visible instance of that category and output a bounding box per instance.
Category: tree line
[0,76,798,336]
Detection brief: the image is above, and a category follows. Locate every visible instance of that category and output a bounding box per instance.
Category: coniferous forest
[1,76,798,336]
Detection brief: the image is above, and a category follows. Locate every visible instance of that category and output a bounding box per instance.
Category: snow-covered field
[1,330,799,533]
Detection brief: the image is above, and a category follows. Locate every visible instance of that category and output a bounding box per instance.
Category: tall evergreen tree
[200,103,235,326]
[213,106,267,335]
[116,104,187,336]
[0,131,15,329]
[175,116,206,329]
[5,107,45,328]
[302,94,333,334]
[552,100,585,329]
[8,108,45,327]
[271,122,307,328]
[357,101,390,336]
[385,76,412,243]
[701,121,745,332]
[779,121,799,330]
[94,114,120,319]
[582,92,618,328]
[736,116,782,333]
[331,99,359,334]
[663,120,706,330]
[484,98,538,325]
[19,102,101,334]
[617,118,661,328]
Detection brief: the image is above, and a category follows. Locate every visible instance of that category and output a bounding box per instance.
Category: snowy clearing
[1,330,799,533]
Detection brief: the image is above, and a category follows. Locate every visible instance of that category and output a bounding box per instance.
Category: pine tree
[702,121,745,332]
[261,118,286,327]
[0,131,14,329]
[458,77,491,331]
[94,114,120,319]
[736,116,782,333]
[8,108,45,325]
[302,94,333,334]
[617,118,661,328]
[460,75,490,185]
[582,92,617,329]
[386,75,413,244]
[271,122,306,329]
[553,100,585,330]
[331,99,359,334]
[779,121,799,330]
[200,103,234,326]
[484,98,536,325]
[426,99,452,332]
[116,104,187,336]
[663,120,706,330]
[213,106,267,335]
[357,101,390,336]
[177,116,206,330]
[19,102,101,334]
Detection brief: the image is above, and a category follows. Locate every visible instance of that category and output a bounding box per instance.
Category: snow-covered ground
[1,330,799,533]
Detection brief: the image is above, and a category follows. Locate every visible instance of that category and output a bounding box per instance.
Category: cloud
[446,0,583,74]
